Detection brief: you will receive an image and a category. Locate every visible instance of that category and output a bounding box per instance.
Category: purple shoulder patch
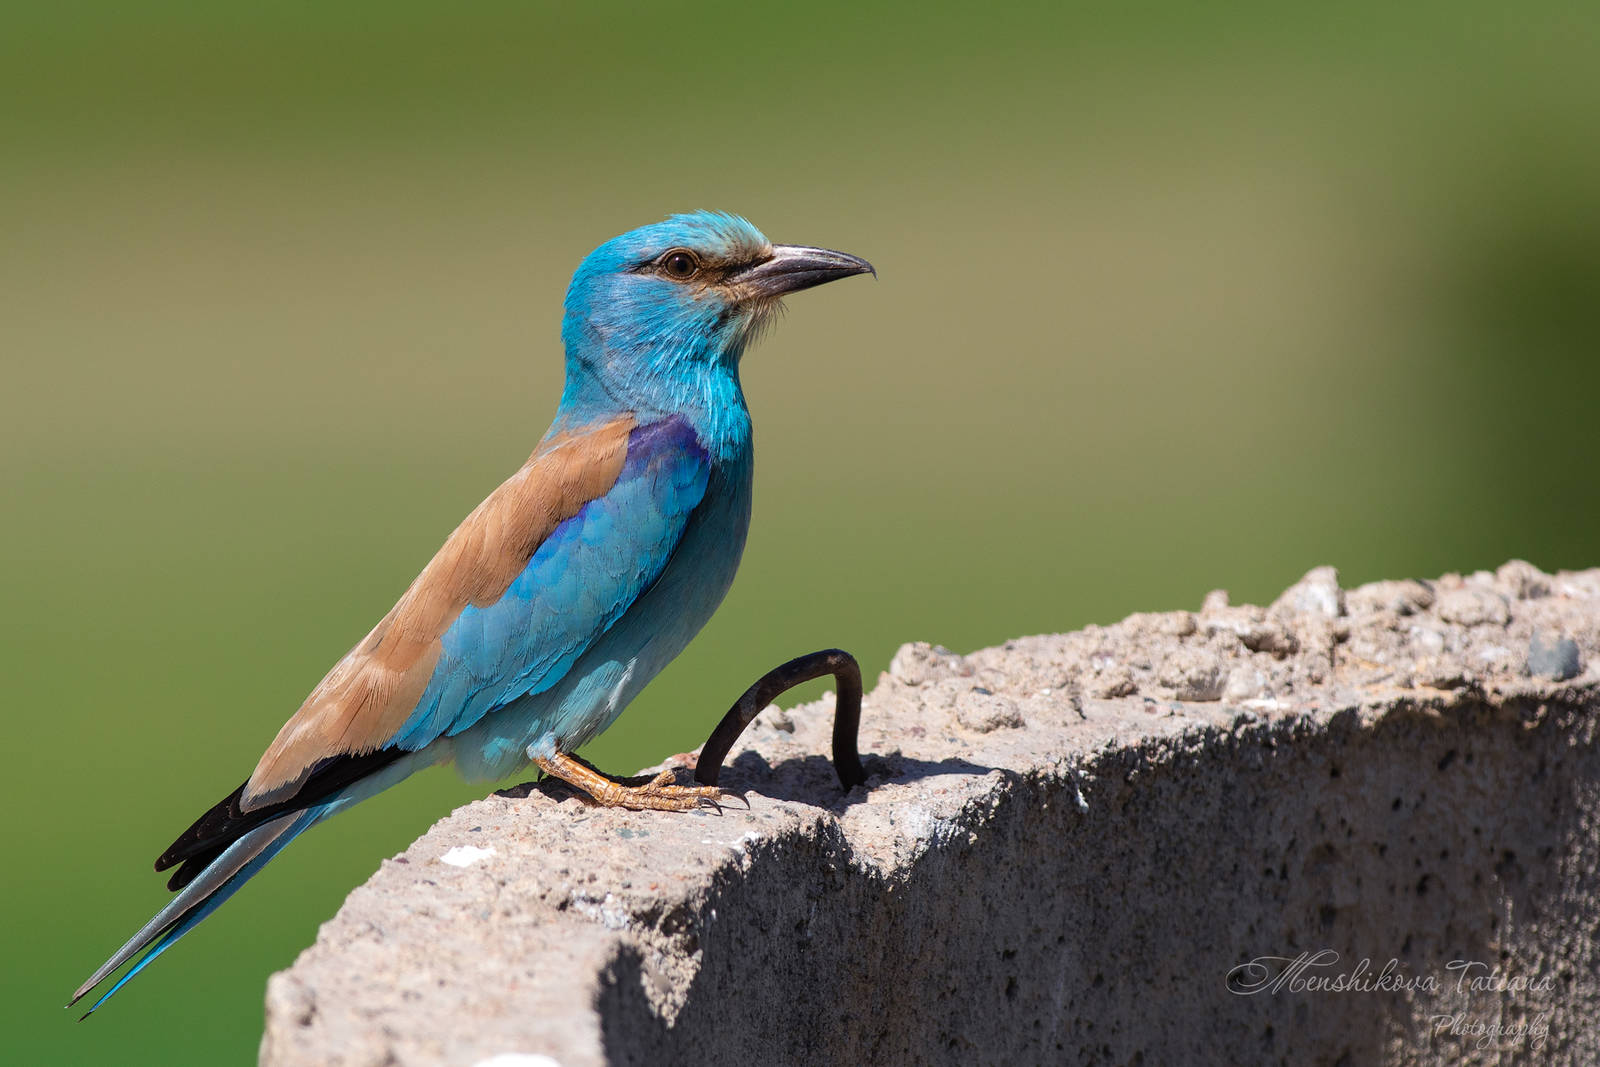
[622,416,706,476]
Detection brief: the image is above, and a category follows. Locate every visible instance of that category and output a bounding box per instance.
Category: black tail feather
[155,748,407,889]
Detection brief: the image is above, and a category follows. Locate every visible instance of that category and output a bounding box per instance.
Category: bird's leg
[533,751,721,812]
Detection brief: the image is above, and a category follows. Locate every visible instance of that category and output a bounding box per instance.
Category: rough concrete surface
[261,562,1600,1066]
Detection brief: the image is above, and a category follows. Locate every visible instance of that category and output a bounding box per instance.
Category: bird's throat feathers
[559,212,773,459]
[557,323,755,461]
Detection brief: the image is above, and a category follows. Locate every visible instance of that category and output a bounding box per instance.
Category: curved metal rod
[694,649,866,790]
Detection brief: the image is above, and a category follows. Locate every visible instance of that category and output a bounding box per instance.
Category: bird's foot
[534,752,721,812]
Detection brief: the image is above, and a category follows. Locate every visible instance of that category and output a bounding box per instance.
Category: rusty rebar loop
[694,649,865,791]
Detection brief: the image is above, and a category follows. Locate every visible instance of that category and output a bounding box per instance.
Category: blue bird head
[558,212,872,430]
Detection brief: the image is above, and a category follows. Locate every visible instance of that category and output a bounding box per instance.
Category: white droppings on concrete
[440,845,496,868]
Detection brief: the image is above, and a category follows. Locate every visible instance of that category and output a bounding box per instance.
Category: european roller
[73,211,872,1015]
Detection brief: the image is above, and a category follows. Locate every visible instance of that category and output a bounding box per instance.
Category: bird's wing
[390,412,715,751]
[153,414,710,884]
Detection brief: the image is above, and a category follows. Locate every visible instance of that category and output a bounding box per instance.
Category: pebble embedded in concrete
[1529,630,1582,681]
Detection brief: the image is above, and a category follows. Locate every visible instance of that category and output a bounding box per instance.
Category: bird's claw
[534,753,723,812]
[618,772,723,812]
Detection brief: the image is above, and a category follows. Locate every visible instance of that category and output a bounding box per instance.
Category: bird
[71,211,873,1016]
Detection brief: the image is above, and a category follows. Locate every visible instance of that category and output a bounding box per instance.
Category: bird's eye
[660,249,701,280]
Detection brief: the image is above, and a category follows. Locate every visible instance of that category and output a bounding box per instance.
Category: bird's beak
[731,244,875,300]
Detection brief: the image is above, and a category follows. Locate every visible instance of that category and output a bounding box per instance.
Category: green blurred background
[5,1,1597,1060]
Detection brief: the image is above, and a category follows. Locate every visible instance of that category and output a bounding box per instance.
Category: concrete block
[262,562,1600,1066]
